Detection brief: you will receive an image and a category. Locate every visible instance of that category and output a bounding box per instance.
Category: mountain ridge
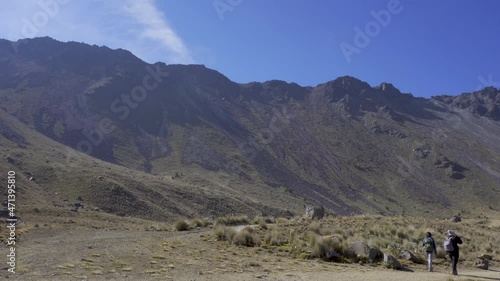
[1,37,499,220]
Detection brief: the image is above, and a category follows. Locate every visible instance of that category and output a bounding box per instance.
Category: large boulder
[400,250,419,263]
[349,241,369,257]
[383,253,402,270]
[474,259,489,270]
[305,206,324,220]
[349,241,383,262]
[368,247,384,262]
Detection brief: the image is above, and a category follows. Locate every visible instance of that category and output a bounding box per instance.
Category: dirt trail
[5,228,499,281]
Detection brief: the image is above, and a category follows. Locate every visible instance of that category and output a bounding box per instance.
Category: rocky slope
[1,37,499,219]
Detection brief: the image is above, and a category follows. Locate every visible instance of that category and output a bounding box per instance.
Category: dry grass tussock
[206,215,500,265]
[173,218,212,231]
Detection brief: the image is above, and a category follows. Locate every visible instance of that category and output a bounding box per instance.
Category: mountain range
[1,37,499,220]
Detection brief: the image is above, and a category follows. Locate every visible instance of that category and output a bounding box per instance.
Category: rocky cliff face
[432,87,500,120]
[1,37,500,218]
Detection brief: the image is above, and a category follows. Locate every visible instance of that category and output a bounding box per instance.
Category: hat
[447,230,456,237]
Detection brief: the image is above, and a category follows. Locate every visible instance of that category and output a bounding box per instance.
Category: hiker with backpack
[444,230,463,275]
[422,232,437,271]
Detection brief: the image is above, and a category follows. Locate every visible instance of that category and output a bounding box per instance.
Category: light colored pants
[427,252,434,271]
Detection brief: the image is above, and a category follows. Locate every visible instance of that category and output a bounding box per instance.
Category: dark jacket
[449,236,463,254]
[422,237,437,254]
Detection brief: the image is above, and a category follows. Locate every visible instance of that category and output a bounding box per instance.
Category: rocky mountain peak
[432,87,500,120]
[374,82,401,95]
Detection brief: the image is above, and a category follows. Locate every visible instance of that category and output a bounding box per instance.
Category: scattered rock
[327,249,342,259]
[434,157,467,180]
[399,250,419,263]
[305,206,324,220]
[448,172,465,179]
[350,241,382,261]
[478,254,493,260]
[383,253,402,270]
[367,247,384,262]
[371,125,407,139]
[413,148,430,159]
[474,259,489,270]
[5,156,15,164]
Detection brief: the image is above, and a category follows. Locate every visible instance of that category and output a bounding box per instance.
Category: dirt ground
[3,227,499,281]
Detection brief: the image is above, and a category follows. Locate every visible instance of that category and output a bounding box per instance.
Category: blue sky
[1,0,499,97]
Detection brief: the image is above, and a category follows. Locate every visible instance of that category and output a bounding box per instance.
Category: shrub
[174,219,189,231]
[264,230,288,246]
[288,229,297,244]
[276,217,289,224]
[191,219,204,228]
[215,215,249,226]
[309,234,331,259]
[201,219,212,227]
[233,229,259,247]
[308,222,322,234]
[214,226,236,242]
[396,230,408,240]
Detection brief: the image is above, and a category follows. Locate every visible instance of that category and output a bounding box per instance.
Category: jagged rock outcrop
[305,206,325,220]
[432,87,500,121]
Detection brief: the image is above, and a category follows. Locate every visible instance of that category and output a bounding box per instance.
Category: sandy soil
[3,227,499,281]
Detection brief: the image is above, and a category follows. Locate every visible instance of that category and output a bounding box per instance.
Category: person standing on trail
[444,230,463,275]
[422,232,437,271]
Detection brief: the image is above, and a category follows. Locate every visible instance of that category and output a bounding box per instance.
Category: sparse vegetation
[209,215,500,268]
[174,219,189,231]
[214,226,236,242]
[264,230,288,246]
[232,228,259,247]
[215,215,250,226]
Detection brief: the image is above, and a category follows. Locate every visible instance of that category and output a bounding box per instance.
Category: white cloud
[0,0,194,64]
[122,0,193,63]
